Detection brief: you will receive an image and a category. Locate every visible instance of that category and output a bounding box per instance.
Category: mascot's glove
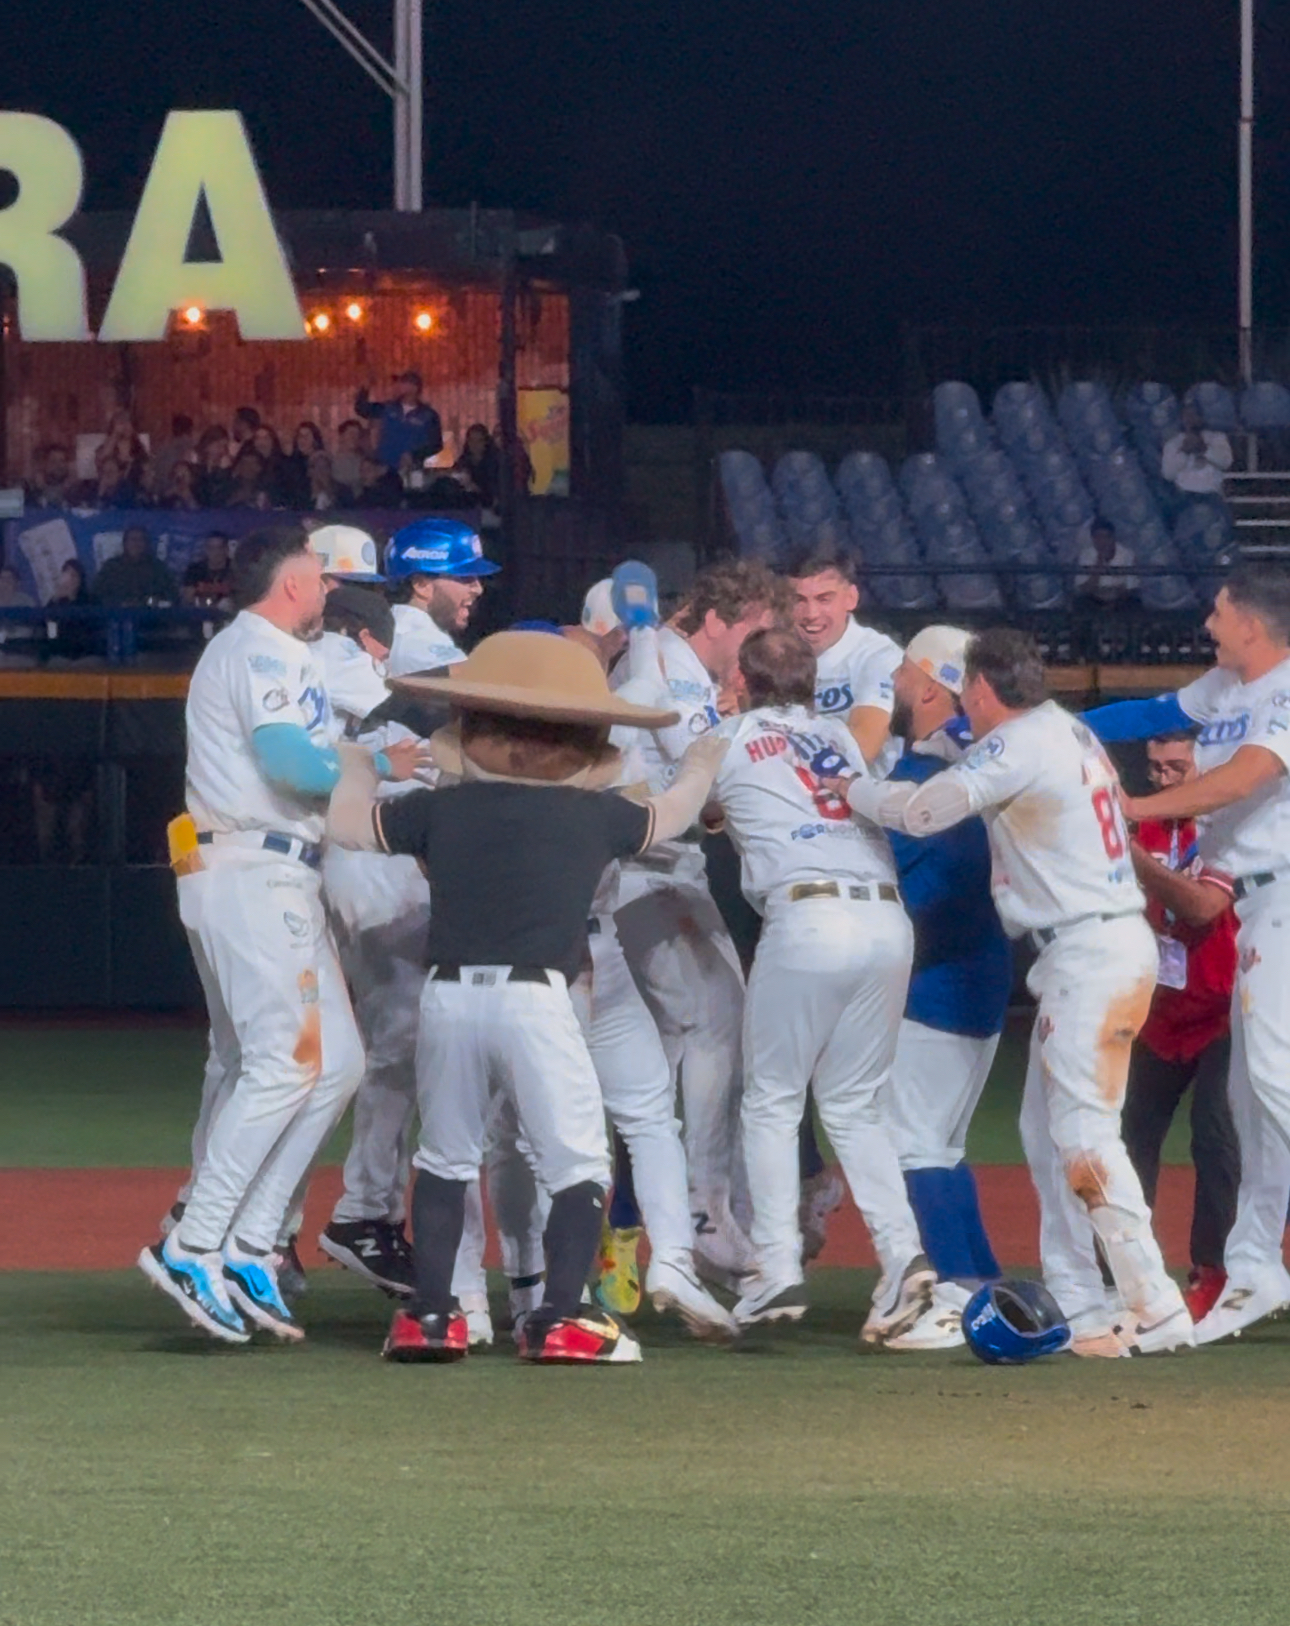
[646,733,730,845]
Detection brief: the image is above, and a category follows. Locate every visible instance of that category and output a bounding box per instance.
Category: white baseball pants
[1221,882,1290,1278]
[1018,913,1183,1328]
[175,848,364,1255]
[412,968,611,1195]
[588,917,696,1270]
[886,1021,1001,1170]
[741,891,921,1286]
[614,865,745,1223]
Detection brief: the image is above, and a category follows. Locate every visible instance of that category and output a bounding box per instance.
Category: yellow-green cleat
[595,1223,643,1317]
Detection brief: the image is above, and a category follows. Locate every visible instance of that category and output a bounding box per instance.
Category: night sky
[3,0,1287,417]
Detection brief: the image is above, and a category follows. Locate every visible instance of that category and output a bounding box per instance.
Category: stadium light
[295,0,423,211]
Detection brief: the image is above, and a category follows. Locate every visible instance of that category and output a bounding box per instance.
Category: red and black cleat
[382,1307,469,1363]
[1183,1265,1227,1325]
[516,1308,642,1365]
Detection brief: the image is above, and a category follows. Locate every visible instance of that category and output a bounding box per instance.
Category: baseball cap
[385,517,501,580]
[904,625,970,695]
[393,370,422,389]
[309,523,385,582]
[324,583,395,650]
[581,579,621,638]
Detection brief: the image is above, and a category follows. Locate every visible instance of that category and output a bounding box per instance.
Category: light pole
[1238,0,1253,385]
[296,0,423,210]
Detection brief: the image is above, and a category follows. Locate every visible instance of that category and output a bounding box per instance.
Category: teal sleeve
[251,724,341,797]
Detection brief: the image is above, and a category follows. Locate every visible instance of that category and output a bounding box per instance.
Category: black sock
[541,1182,606,1320]
[410,1171,467,1317]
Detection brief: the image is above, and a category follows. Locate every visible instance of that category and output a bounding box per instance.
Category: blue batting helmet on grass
[385,517,500,580]
[962,1280,1070,1364]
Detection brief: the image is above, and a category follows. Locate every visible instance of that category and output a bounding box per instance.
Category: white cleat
[883,1285,966,1352]
[861,1254,937,1347]
[733,1273,809,1328]
[648,1257,738,1342]
[1194,1266,1290,1345]
[1120,1304,1196,1356]
[458,1292,495,1349]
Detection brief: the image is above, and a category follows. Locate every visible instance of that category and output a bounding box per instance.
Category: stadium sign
[0,110,304,342]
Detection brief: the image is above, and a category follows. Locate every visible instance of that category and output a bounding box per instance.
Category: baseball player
[787,549,901,770]
[385,517,497,675]
[831,628,1194,1356]
[327,630,730,1363]
[706,626,934,1340]
[876,626,1009,1351]
[1092,565,1290,1343]
[611,558,781,1283]
[138,527,414,1344]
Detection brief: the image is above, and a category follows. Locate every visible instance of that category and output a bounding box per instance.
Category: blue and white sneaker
[138,1235,250,1344]
[610,561,659,631]
[223,1241,305,1343]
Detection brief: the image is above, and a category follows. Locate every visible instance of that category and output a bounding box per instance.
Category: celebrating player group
[137,512,1290,1366]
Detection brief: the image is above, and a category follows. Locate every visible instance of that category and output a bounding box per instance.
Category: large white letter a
[100,110,303,341]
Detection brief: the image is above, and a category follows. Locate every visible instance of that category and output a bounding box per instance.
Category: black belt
[1233,871,1280,900]
[1031,911,1127,949]
[196,830,323,869]
[431,964,550,985]
[789,880,900,904]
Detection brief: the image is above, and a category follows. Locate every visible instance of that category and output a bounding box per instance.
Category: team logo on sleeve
[261,686,290,712]
[249,653,287,676]
[1198,714,1249,746]
[965,737,1004,769]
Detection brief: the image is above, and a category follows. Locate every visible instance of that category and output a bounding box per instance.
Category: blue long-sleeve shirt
[887,737,1012,1039]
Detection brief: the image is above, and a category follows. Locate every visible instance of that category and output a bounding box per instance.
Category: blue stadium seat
[1240,382,1290,430]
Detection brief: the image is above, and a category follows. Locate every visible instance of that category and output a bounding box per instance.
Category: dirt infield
[0,1163,1201,1272]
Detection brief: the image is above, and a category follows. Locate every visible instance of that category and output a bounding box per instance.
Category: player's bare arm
[1121,744,1285,825]
[1129,842,1231,930]
[846,705,892,767]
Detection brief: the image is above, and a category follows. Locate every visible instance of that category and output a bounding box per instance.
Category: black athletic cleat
[275,1239,309,1304]
[318,1220,415,1297]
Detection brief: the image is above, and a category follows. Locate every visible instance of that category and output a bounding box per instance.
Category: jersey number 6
[794,766,851,821]
[1090,785,1127,860]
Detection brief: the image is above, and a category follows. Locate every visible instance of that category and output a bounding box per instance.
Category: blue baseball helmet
[385,517,500,580]
[962,1279,1070,1365]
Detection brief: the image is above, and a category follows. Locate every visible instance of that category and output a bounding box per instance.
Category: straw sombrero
[392,629,679,729]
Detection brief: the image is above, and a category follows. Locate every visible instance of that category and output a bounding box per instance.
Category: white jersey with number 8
[947,700,1144,936]
[714,704,896,912]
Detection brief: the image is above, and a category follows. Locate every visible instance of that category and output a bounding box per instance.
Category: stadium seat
[1240,382,1290,430]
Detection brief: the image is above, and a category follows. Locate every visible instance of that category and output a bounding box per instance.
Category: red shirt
[1136,818,1237,1063]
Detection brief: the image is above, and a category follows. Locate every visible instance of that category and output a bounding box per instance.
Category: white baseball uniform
[812,617,902,777]
[611,626,747,1242]
[388,603,467,677]
[1176,660,1290,1280]
[712,704,922,1289]
[849,700,1186,1334]
[174,612,364,1256]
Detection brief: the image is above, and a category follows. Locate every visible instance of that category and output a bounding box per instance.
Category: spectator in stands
[281,422,327,508]
[250,425,289,505]
[355,369,443,471]
[231,405,261,450]
[1162,402,1233,496]
[1125,730,1239,1324]
[453,422,502,508]
[160,459,201,511]
[332,418,366,495]
[227,448,272,510]
[352,453,405,508]
[50,558,91,605]
[94,526,177,605]
[95,409,150,498]
[71,455,128,510]
[181,532,234,606]
[152,414,196,493]
[1075,518,1139,605]
[195,426,233,507]
[0,564,34,608]
[306,451,342,511]
[25,443,73,509]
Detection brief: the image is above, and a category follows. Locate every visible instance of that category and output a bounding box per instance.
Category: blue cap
[385,517,500,580]
[962,1280,1071,1365]
[510,619,563,635]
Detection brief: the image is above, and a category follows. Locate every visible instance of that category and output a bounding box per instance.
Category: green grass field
[0,1023,1266,1626]
[3,1269,1290,1626]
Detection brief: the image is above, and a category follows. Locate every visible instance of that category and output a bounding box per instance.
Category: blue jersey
[887,737,1012,1038]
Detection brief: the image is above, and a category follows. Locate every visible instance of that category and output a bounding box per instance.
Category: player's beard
[890,699,913,741]
[296,608,325,641]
